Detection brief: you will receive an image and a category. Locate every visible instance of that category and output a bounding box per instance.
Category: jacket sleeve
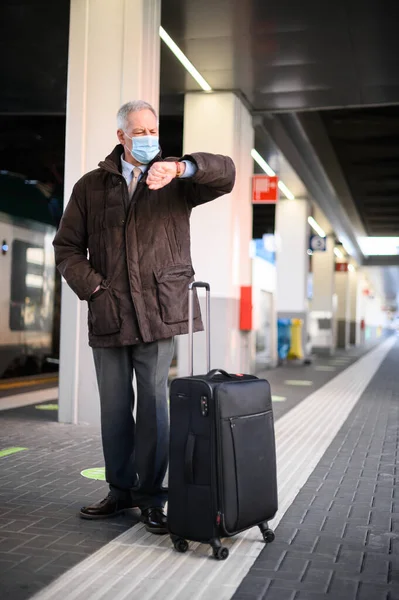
[179,152,236,208]
[53,180,103,301]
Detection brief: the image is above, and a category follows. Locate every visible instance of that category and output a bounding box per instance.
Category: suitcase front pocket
[222,410,277,532]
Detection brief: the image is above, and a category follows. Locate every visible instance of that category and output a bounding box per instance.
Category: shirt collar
[121,155,148,178]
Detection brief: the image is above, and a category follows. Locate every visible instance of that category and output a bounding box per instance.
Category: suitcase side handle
[184,432,195,484]
[188,281,211,376]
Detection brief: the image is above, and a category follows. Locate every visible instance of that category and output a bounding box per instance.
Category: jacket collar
[98,144,163,177]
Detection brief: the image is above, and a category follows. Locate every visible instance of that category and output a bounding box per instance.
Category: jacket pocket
[155,264,197,325]
[88,288,121,336]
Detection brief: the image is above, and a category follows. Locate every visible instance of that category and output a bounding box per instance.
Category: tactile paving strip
[31,337,396,600]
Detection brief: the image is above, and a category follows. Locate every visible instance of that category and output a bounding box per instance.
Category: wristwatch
[175,161,183,178]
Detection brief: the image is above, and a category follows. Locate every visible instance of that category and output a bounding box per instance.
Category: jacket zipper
[120,175,144,339]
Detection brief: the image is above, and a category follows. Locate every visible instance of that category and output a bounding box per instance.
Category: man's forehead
[127,110,157,127]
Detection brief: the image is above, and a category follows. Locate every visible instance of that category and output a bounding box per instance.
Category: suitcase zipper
[229,417,240,531]
[223,409,272,422]
[214,388,228,534]
[204,386,225,532]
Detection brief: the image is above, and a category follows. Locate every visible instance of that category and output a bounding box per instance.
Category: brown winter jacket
[53,145,235,347]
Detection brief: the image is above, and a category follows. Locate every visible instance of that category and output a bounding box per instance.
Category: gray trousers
[92,339,174,510]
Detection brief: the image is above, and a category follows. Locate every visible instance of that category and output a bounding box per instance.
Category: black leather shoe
[80,493,134,520]
[141,507,168,534]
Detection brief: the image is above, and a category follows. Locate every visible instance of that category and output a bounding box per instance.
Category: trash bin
[277,319,291,360]
[288,318,304,360]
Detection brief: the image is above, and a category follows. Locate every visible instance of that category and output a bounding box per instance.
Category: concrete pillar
[251,255,278,370]
[364,293,385,341]
[349,267,359,345]
[58,0,161,425]
[334,264,350,349]
[177,92,254,376]
[310,234,336,354]
[275,198,310,356]
[356,272,368,346]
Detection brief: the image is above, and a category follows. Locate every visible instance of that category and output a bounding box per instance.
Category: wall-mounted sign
[309,235,327,252]
[335,262,348,272]
[252,175,279,204]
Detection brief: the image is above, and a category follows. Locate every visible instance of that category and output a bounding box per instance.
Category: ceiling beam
[252,100,399,115]
[0,112,66,116]
[363,256,399,267]
[256,113,365,264]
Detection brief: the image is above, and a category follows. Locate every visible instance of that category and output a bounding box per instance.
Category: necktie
[128,167,142,199]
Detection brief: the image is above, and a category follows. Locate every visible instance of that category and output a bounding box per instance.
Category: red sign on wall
[335,262,348,272]
[239,286,252,331]
[252,175,279,204]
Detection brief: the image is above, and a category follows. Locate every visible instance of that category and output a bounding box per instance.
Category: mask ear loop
[123,131,133,156]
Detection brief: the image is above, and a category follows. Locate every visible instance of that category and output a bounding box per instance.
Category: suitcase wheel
[262,528,275,544]
[211,538,229,560]
[172,537,189,553]
[213,546,229,560]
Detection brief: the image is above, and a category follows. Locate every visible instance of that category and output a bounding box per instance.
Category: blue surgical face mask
[125,133,159,164]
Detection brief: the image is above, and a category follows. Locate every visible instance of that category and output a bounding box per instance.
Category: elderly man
[53,100,235,534]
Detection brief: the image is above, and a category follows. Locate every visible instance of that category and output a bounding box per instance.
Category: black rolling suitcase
[168,282,278,560]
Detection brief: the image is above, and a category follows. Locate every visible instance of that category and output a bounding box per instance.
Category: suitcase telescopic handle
[188,281,211,376]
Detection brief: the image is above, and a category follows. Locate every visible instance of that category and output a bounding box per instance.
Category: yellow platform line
[0,376,58,391]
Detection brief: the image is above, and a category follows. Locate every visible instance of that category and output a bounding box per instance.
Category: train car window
[10,240,45,331]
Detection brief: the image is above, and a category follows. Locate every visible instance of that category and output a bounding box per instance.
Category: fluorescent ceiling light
[308,216,326,238]
[251,149,275,176]
[334,247,344,258]
[159,27,212,92]
[278,181,295,200]
[250,149,295,200]
[358,237,399,256]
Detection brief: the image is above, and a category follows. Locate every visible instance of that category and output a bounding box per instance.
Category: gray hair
[116,100,158,130]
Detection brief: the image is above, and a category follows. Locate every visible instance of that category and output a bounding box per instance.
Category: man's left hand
[147,162,185,190]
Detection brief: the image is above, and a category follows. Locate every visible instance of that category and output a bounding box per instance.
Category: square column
[58,0,161,425]
[178,92,254,375]
[310,234,336,354]
[335,265,351,349]
[349,268,360,345]
[275,198,310,357]
[356,273,369,345]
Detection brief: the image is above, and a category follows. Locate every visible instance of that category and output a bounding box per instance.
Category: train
[0,210,59,378]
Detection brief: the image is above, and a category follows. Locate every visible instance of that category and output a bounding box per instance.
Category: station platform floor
[0,335,398,600]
